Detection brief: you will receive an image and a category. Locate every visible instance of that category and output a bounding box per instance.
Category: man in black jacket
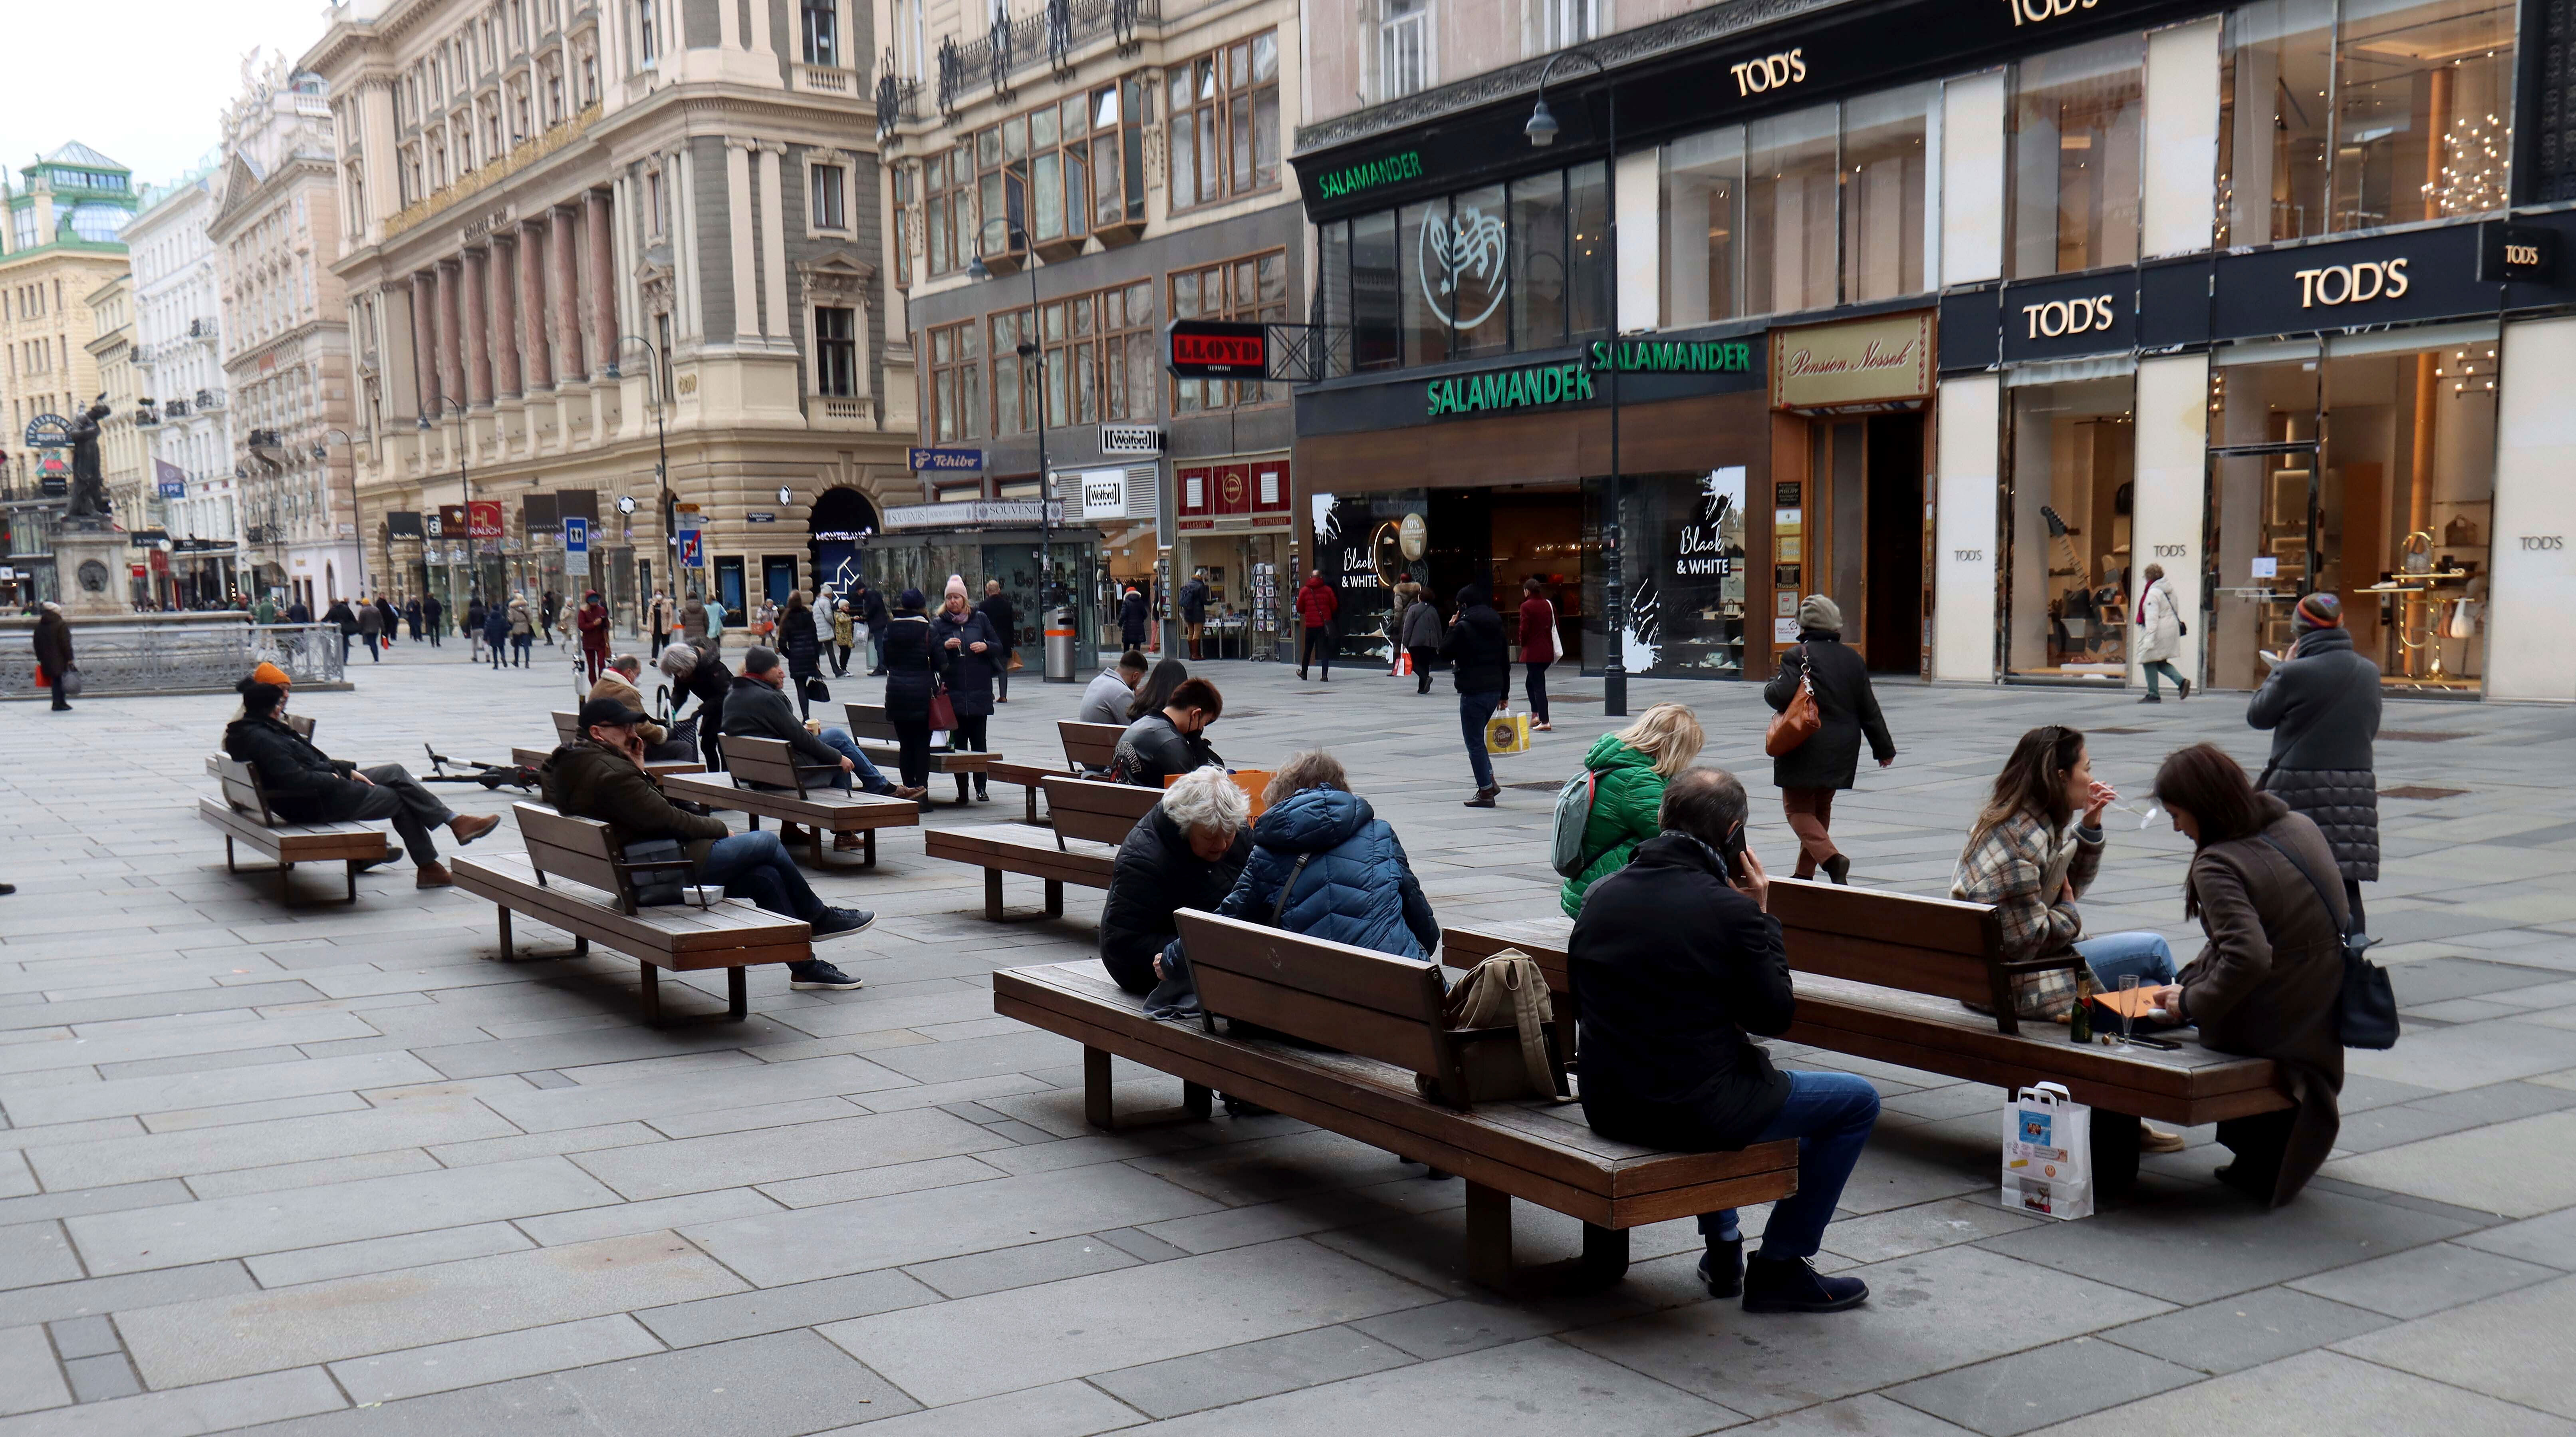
[1439,583,1511,807]
[1570,767,1880,1314]
[722,648,925,850]
[979,579,1017,702]
[222,679,501,887]
[855,577,892,674]
[1099,766,1251,994]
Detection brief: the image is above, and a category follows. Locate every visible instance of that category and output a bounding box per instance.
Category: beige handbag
[1415,948,1570,1103]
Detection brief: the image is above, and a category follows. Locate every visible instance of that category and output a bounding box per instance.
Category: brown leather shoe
[778,822,813,847]
[832,831,864,852]
[415,861,455,888]
[449,813,501,846]
[895,784,929,802]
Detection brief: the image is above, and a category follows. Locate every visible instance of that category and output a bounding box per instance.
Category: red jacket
[577,601,611,652]
[1296,576,1338,628]
[1518,595,1558,664]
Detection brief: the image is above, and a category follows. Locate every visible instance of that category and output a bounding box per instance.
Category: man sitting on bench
[722,647,929,849]
[223,677,502,888]
[1100,765,1252,995]
[1569,766,1880,1315]
[544,697,874,988]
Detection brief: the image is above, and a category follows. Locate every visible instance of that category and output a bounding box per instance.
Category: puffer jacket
[781,607,824,676]
[1218,786,1440,960]
[1099,805,1252,995]
[2247,626,2380,881]
[2135,577,2183,665]
[1560,735,1668,917]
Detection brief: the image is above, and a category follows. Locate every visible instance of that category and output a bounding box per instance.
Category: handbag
[1007,650,1026,672]
[1764,644,1822,758]
[802,676,832,704]
[57,668,83,699]
[1417,948,1570,1104]
[2258,834,2399,1050]
[926,680,957,732]
[620,838,694,908]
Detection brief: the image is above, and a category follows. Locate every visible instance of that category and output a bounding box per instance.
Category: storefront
[1172,455,1295,660]
[875,497,1104,668]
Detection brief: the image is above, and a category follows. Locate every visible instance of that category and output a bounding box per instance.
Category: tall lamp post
[1526,49,1627,717]
[606,334,677,599]
[967,221,1068,649]
[315,427,364,596]
[417,397,471,607]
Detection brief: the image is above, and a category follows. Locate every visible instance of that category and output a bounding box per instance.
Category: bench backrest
[514,802,627,901]
[842,703,896,743]
[1175,908,1485,1107]
[551,711,581,745]
[719,734,831,796]
[1041,775,1159,847]
[1767,878,2015,1015]
[1060,720,1125,771]
[211,755,276,824]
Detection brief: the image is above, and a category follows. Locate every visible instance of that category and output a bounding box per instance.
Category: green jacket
[540,740,730,870]
[1559,735,1669,917]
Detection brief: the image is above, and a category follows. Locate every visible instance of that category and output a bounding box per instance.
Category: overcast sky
[0,0,339,196]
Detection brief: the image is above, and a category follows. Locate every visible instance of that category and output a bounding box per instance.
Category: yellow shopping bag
[1484,712,1532,756]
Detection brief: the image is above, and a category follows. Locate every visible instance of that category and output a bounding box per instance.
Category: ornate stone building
[300,0,909,627]
[128,172,247,606]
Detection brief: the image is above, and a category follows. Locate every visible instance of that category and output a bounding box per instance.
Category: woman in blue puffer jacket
[1219,749,1440,960]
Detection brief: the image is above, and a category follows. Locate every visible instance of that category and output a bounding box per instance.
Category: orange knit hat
[251,661,293,687]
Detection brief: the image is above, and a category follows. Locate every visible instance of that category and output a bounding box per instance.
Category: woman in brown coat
[2147,743,2345,1207]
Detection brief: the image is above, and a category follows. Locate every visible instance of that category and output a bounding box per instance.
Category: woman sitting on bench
[1952,724,2187,1151]
[1217,750,1439,962]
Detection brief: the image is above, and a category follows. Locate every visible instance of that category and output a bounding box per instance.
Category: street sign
[678,533,704,568]
[1099,423,1163,455]
[23,415,70,449]
[674,504,702,535]
[564,517,589,552]
[908,447,984,472]
[616,495,637,515]
[746,512,776,523]
[1164,320,1268,378]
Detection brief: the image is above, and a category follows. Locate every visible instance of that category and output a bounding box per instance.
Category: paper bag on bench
[2002,1081,2093,1220]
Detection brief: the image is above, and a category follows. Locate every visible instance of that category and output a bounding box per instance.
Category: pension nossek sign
[1423,340,1753,417]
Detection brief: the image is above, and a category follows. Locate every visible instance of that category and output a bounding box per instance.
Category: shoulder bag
[1764,644,1822,757]
[2257,833,2399,1049]
[1423,948,1572,1104]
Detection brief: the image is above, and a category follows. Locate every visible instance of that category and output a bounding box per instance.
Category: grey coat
[2247,626,2380,881]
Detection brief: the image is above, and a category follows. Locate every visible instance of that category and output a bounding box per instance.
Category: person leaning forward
[542,697,873,988]
[222,677,501,887]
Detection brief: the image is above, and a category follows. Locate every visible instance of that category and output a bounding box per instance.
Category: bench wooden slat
[1040,776,1159,847]
[195,799,387,860]
[923,828,1119,885]
[659,773,921,831]
[1060,720,1125,770]
[452,852,810,969]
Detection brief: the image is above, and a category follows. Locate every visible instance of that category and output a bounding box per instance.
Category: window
[2219,0,2333,244]
[814,306,857,396]
[1381,0,1429,99]
[1541,0,1597,50]
[803,0,838,66]
[637,0,658,66]
[2009,34,2144,279]
[993,280,1155,433]
[1171,251,1287,409]
[810,162,847,230]
[925,144,971,275]
[1840,84,1931,302]
[891,166,914,286]
[1167,32,1280,211]
[927,319,983,441]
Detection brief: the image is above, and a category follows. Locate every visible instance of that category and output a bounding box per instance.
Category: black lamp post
[316,427,363,594]
[607,334,678,598]
[1528,48,1626,718]
[417,397,471,601]
[967,223,1063,616]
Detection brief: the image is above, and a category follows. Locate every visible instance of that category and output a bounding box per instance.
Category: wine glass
[2116,974,2141,1050]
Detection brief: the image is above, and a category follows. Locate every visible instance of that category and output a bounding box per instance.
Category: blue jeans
[2142,660,2186,696]
[698,831,827,923]
[2074,930,2180,1025]
[1460,690,1501,790]
[814,727,895,794]
[1697,1070,1882,1259]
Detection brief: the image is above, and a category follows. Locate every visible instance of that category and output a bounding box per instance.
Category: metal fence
[0,620,346,698]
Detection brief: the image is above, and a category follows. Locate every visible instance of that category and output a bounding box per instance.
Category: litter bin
[1044,604,1078,682]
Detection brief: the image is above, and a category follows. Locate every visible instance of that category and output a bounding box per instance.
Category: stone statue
[66,397,112,522]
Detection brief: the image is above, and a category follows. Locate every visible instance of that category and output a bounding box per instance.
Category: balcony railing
[897,0,1154,125]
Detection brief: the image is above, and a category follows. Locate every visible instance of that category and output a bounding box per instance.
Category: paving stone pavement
[3,640,2573,1435]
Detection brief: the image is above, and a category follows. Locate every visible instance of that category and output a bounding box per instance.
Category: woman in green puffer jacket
[1560,702,1707,916]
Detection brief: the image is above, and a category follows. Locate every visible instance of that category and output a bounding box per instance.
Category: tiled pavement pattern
[3,641,2574,1436]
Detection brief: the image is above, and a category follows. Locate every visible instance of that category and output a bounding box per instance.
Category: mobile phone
[1718,821,1749,884]
[2126,1033,2181,1051]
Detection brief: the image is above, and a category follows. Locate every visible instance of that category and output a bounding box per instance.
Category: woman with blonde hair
[1219,750,1440,960]
[1560,702,1706,916]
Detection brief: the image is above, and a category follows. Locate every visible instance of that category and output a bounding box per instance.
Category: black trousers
[1524,660,1551,722]
[1412,646,1439,694]
[893,717,935,788]
[833,642,851,676]
[1301,626,1333,676]
[2346,877,2368,932]
[342,764,454,867]
[950,714,990,797]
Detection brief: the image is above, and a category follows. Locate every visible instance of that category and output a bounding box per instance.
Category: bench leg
[1043,879,1063,919]
[984,869,1004,922]
[1083,1045,1114,1129]
[727,966,748,1021]
[1024,786,1039,825]
[343,860,359,903]
[863,829,877,869]
[276,862,293,905]
[1581,1222,1630,1283]
[746,813,759,830]
[640,963,662,1024]
[1464,1182,1514,1288]
[224,836,236,874]
[572,935,590,958]
[810,826,824,867]
[1183,1081,1213,1121]
[2092,1110,2142,1198]
[496,904,513,959]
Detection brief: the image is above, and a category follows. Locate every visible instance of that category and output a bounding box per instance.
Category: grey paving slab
[180,1146,443,1200]
[44,1316,116,1361]
[1121,1336,1739,1437]
[0,1012,380,1080]
[2285,1239,2562,1317]
[632,1268,940,1348]
[0,1367,347,1437]
[60,1353,141,1403]
[2094,1286,2397,1375]
[1818,1197,2048,1264]
[2332,1274,2576,1419]
[902,1233,1143,1298]
[116,1230,748,1389]
[2346,1020,2576,1093]
[422,1120,663,1167]
[1089,1325,1417,1419]
[0,1324,70,1417]
[570,1107,1010,1200]
[2320,1110,2576,1217]
[2023,1349,2574,1437]
[243,1222,536,1289]
[819,1238,1439,1405]
[754,1152,1009,1208]
[812,1381,1139,1437]
[26,1097,516,1190]
[1884,1335,2203,1437]
[0,982,325,1035]
[477,1052,917,1132]
[0,1222,83,1292]
[67,1154,617,1275]
[1724,1394,1981,1437]
[0,1263,256,1330]
[1562,1246,2172,1419]
[325,1313,664,1404]
[2451,1206,2576,1269]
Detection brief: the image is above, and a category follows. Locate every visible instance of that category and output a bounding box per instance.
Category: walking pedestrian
[679,592,708,647]
[830,600,855,677]
[577,589,611,684]
[780,591,825,718]
[374,596,400,654]
[1118,582,1150,652]
[1295,570,1338,680]
[2246,592,2380,928]
[1561,702,1706,916]
[2135,563,2191,702]
[648,590,675,658]
[880,589,939,795]
[1441,581,1511,808]
[1762,595,1896,884]
[422,593,443,647]
[1517,576,1558,731]
[508,594,536,666]
[324,596,358,664]
[1387,572,1422,675]
[1178,568,1211,662]
[466,594,488,660]
[1401,588,1443,694]
[934,576,1003,803]
[33,602,73,712]
[540,588,562,647]
[354,594,382,662]
[404,597,423,641]
[482,598,512,669]
[857,576,891,674]
[978,579,1018,702]
[254,592,280,625]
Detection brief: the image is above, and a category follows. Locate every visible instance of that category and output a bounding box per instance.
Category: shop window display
[2006,375,2136,678]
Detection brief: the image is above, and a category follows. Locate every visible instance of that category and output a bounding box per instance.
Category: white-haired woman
[1099,765,1252,995]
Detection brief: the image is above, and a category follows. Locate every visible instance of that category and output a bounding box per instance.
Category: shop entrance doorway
[1804,413,1929,674]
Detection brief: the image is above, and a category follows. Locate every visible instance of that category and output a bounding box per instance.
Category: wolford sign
[1771,312,1934,411]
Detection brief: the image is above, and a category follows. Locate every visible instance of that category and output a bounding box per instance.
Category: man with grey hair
[1099,765,1252,995]
[1568,765,1882,1316]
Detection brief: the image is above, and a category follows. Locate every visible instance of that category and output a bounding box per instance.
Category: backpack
[1549,769,1599,878]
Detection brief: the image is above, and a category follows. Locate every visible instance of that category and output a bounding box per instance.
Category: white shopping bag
[2001,1081,2094,1220]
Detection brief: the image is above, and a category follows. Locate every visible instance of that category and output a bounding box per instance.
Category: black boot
[1698,1238,1744,1298]
[1743,1255,1869,1313]
[1822,854,1852,886]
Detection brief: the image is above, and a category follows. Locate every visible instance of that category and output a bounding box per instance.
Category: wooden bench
[990,720,1128,823]
[1445,881,2291,1192]
[451,803,811,1023]
[842,702,992,803]
[512,716,702,781]
[658,735,920,868]
[924,775,1157,920]
[196,755,394,904]
[994,910,1799,1290]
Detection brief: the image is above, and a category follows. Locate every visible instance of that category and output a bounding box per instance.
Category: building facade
[1289,0,2576,702]
[875,0,1306,660]
[211,54,366,612]
[81,272,153,605]
[129,172,249,607]
[301,0,909,634]
[0,143,138,607]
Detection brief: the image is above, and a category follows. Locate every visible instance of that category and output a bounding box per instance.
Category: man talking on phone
[1567,766,1882,1315]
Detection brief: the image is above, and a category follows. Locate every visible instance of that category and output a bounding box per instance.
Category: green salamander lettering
[1585,340,1755,373]
[1316,151,1426,200]
[1423,360,1595,417]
